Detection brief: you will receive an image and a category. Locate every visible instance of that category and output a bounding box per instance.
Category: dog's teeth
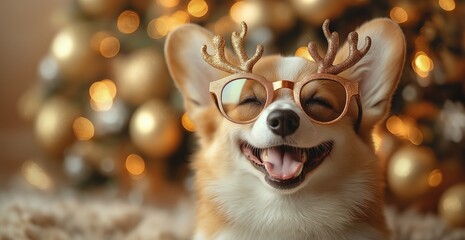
[294,163,304,177]
[261,149,268,162]
[301,150,307,163]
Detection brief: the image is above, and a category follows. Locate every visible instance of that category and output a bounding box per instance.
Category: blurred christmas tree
[17,0,465,227]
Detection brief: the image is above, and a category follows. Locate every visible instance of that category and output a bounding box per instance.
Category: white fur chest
[197,164,383,240]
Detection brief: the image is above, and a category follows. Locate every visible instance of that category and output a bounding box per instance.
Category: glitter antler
[308,19,371,74]
[201,22,264,73]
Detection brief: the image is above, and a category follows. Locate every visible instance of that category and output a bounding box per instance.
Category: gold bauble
[439,183,465,227]
[291,0,348,25]
[50,22,102,82]
[113,48,171,105]
[129,100,181,158]
[78,0,125,17]
[387,145,437,201]
[35,97,80,156]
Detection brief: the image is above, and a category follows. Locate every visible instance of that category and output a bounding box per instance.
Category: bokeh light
[99,36,120,58]
[386,115,424,145]
[157,0,180,8]
[148,18,166,39]
[299,0,319,6]
[230,1,261,25]
[187,0,208,18]
[428,169,443,187]
[73,116,95,140]
[21,160,53,190]
[171,10,190,25]
[412,51,434,82]
[89,79,117,111]
[125,154,145,176]
[39,55,60,81]
[390,7,408,24]
[117,10,140,34]
[134,110,157,135]
[52,30,74,60]
[181,112,196,132]
[439,0,456,11]
[414,52,434,72]
[147,11,190,39]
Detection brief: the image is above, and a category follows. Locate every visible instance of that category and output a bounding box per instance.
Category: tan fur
[165,18,405,240]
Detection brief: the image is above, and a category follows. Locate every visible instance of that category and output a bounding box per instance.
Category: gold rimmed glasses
[209,72,362,128]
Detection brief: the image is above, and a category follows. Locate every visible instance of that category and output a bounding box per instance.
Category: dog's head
[165,19,405,194]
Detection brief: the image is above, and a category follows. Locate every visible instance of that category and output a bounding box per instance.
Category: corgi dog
[165,18,405,240]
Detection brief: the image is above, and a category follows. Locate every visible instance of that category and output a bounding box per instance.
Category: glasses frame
[209,72,363,129]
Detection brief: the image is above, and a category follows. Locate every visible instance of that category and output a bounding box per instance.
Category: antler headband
[201,20,371,75]
[308,19,371,74]
[201,22,263,73]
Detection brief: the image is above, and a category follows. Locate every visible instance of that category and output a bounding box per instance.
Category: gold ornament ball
[78,0,125,17]
[50,22,102,83]
[129,100,181,158]
[291,0,348,25]
[439,183,465,227]
[387,145,437,201]
[113,48,171,105]
[35,97,80,156]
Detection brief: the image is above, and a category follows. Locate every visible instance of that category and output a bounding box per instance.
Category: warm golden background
[0,1,465,237]
[0,0,68,182]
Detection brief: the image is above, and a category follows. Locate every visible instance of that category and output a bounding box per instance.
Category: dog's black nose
[266,109,300,137]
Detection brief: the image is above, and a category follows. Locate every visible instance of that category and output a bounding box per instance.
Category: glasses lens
[300,79,347,123]
[221,78,267,122]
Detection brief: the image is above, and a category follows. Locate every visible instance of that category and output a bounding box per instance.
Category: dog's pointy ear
[165,24,229,123]
[336,18,406,135]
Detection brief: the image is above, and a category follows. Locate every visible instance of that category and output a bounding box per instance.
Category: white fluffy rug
[1,191,464,240]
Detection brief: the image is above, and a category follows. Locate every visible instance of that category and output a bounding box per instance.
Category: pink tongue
[264,148,303,180]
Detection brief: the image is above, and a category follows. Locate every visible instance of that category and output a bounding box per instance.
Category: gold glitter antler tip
[201,22,264,73]
[308,19,371,74]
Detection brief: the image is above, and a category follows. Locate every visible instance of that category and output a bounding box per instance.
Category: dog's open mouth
[240,141,334,190]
